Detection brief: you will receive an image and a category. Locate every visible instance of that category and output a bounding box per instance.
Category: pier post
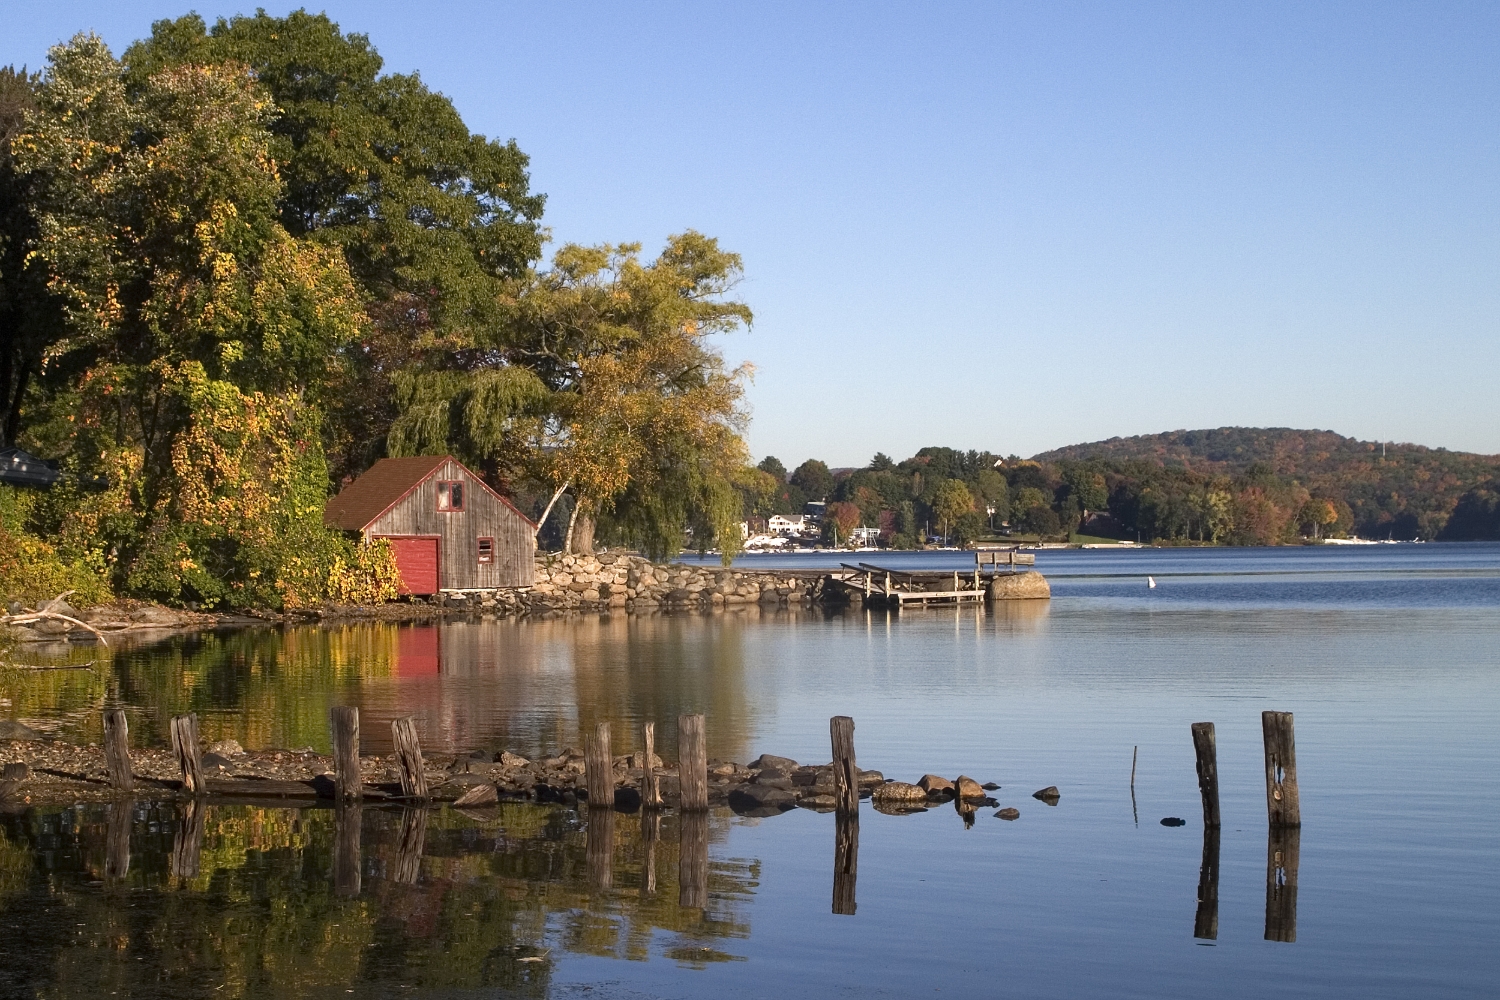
[390,717,428,801]
[1191,722,1220,828]
[678,714,708,812]
[171,713,204,796]
[102,709,132,792]
[1262,711,1300,826]
[585,721,613,807]
[330,706,361,801]
[830,715,858,814]
[641,722,662,809]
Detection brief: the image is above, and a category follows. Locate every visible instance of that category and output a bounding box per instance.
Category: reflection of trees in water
[0,800,757,995]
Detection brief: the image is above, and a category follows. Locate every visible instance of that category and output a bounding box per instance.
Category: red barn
[324,456,536,595]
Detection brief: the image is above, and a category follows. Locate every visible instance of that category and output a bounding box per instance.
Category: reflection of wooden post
[331,707,362,801]
[830,716,858,815]
[1264,825,1300,942]
[1262,711,1300,826]
[335,801,362,896]
[393,807,427,885]
[106,797,132,881]
[172,798,205,880]
[678,714,707,812]
[587,807,615,889]
[1191,722,1220,828]
[1194,824,1220,940]
[585,721,613,807]
[642,810,661,894]
[641,722,662,809]
[171,713,204,795]
[678,810,708,910]
[103,709,133,792]
[390,717,428,801]
[833,812,859,916]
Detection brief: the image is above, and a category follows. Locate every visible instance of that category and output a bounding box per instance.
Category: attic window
[478,537,494,563]
[436,480,465,511]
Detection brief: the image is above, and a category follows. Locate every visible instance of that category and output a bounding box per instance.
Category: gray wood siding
[364,459,535,589]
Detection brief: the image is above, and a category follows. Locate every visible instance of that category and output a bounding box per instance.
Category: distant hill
[1033,427,1500,540]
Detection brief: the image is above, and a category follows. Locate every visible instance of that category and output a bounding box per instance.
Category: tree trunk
[571,512,595,555]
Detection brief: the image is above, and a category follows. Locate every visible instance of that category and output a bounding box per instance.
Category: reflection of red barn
[324,456,535,596]
[397,626,440,677]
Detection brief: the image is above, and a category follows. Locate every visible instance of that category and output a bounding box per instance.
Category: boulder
[995,807,1020,821]
[201,753,233,771]
[728,785,797,815]
[750,754,798,772]
[857,769,885,787]
[981,781,1000,791]
[612,786,642,812]
[955,775,987,800]
[873,798,928,815]
[453,783,499,807]
[1032,785,1061,804]
[0,720,40,741]
[988,571,1051,600]
[796,793,838,810]
[1160,816,1186,827]
[918,774,955,797]
[499,751,530,767]
[872,781,928,804]
[206,739,244,756]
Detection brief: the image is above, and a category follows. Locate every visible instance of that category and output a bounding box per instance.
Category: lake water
[2,544,1498,998]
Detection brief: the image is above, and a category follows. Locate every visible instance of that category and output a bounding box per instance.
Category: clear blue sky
[8,2,1498,465]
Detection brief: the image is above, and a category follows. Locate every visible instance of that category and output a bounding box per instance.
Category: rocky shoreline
[0,733,1055,823]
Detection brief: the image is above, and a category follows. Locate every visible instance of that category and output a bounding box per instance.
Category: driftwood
[0,591,110,645]
[0,661,95,671]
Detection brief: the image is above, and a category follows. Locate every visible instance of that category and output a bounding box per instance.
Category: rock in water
[453,783,499,807]
[0,720,41,741]
[955,775,987,800]
[499,751,530,767]
[750,754,799,772]
[206,739,244,756]
[872,781,928,804]
[988,571,1051,600]
[612,786,642,812]
[981,781,1000,791]
[918,774,955,798]
[1160,816,1186,827]
[728,785,797,815]
[1032,785,1060,804]
[995,807,1020,820]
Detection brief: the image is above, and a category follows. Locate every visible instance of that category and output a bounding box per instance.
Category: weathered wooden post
[170,713,204,796]
[102,709,133,792]
[677,714,708,812]
[830,715,858,814]
[390,716,428,801]
[1262,711,1300,826]
[105,797,133,881]
[1264,825,1300,942]
[393,807,426,885]
[587,806,615,889]
[833,809,859,916]
[585,721,613,807]
[334,801,362,896]
[641,721,662,809]
[1191,722,1220,828]
[330,706,361,801]
[642,809,661,894]
[172,798,205,881]
[678,809,708,910]
[1194,825,1220,940]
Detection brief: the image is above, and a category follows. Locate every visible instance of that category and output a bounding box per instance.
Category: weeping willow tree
[387,231,754,561]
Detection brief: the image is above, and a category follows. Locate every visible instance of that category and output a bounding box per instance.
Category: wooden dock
[833,549,1036,608]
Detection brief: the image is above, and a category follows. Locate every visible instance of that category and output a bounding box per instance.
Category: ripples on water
[2,545,1498,998]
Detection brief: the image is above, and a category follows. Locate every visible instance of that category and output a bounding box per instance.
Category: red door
[384,536,439,595]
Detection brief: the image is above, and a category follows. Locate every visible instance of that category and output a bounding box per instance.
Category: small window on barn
[436,480,465,512]
[478,537,494,563]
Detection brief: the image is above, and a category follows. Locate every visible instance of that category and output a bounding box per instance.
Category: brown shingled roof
[324,455,449,531]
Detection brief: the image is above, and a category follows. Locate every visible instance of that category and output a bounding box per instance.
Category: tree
[790,459,833,502]
[932,479,975,543]
[822,501,860,546]
[869,452,894,471]
[1298,498,1338,539]
[757,456,787,482]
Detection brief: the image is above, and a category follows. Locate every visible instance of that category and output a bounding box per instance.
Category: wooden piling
[641,721,662,809]
[171,713,204,796]
[1194,825,1220,940]
[1191,722,1220,828]
[1264,825,1300,942]
[390,716,428,801]
[172,798,205,881]
[678,714,708,812]
[334,801,362,896]
[102,709,133,792]
[833,811,859,916]
[1262,711,1300,826]
[585,721,613,807]
[678,809,708,910]
[587,806,616,889]
[830,715,858,814]
[330,706,361,801]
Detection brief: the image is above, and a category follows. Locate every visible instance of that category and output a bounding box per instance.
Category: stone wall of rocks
[440,553,832,615]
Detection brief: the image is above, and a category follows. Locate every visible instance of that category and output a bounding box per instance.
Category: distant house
[847,526,882,546]
[324,455,535,595]
[768,514,808,536]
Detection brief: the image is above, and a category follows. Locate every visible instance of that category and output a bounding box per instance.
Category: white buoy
[1147,576,1157,589]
